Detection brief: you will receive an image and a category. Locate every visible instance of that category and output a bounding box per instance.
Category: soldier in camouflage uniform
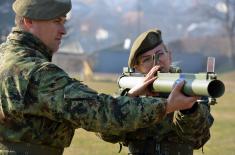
[99,29,214,155]
[0,1,199,155]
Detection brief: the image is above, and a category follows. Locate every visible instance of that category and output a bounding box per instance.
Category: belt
[128,140,193,155]
[0,141,64,155]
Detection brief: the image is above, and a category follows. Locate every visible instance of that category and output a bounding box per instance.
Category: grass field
[64,72,235,155]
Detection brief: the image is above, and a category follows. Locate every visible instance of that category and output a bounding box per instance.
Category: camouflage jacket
[0,28,169,148]
[99,70,214,149]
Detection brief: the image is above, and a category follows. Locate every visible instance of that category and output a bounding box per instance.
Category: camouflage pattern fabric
[99,69,214,151]
[0,27,169,148]
[173,100,214,149]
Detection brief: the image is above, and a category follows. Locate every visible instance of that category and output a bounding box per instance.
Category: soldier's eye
[158,52,164,56]
[142,57,152,63]
[54,19,64,24]
[54,20,60,23]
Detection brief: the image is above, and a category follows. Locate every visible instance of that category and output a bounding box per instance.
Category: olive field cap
[13,0,72,20]
[128,28,163,68]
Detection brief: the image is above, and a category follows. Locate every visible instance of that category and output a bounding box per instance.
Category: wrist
[166,99,173,114]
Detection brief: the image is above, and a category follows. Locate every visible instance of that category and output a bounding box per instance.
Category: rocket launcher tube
[118,72,225,98]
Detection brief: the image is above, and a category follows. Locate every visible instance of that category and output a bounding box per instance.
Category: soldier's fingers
[172,80,184,92]
[149,65,160,76]
[143,77,157,88]
[145,66,160,81]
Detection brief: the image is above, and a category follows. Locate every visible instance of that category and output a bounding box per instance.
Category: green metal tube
[118,73,225,98]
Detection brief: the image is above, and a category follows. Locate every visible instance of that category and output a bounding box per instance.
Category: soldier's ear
[23,17,33,29]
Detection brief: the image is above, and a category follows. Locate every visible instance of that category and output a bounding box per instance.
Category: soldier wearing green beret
[99,29,214,155]
[0,0,199,154]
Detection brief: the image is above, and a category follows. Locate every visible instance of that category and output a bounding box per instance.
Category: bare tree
[199,0,235,66]
[223,0,235,66]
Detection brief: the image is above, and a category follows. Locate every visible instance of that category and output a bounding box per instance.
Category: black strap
[118,142,123,153]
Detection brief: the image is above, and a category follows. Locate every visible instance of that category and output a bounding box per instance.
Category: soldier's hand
[144,65,160,82]
[127,76,157,97]
[166,80,199,114]
[127,66,160,97]
[144,65,161,96]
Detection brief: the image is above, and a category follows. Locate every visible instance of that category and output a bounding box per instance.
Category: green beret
[128,28,162,68]
[13,0,72,20]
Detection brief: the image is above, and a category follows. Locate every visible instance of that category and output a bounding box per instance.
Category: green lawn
[64,73,235,155]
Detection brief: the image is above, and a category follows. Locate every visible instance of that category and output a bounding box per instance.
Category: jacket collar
[7,27,53,61]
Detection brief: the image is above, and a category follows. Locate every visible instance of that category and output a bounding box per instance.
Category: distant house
[92,43,130,74]
[53,52,86,74]
[168,36,230,72]
[53,40,93,79]
[171,52,206,73]
[92,42,206,74]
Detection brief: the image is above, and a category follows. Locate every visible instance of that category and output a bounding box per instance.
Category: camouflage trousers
[128,139,193,155]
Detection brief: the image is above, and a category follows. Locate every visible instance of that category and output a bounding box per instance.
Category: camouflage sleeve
[173,101,214,149]
[97,90,172,144]
[25,63,167,135]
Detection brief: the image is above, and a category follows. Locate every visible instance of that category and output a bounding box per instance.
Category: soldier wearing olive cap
[128,29,163,68]
[99,29,214,155]
[0,1,199,155]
